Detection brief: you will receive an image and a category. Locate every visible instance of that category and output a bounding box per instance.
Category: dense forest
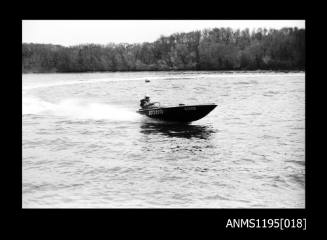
[22,27,305,73]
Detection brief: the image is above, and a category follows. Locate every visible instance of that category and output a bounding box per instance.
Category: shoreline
[22,69,305,75]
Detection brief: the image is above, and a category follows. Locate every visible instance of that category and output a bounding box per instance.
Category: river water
[22,71,305,208]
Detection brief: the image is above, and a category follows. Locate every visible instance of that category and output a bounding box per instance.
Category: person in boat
[140,96,155,109]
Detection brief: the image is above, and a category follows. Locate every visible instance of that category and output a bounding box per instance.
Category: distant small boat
[145,79,150,83]
[137,102,217,123]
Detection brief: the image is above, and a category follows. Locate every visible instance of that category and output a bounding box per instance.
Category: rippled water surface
[22,71,305,208]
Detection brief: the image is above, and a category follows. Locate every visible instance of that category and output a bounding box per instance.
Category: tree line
[22,27,305,73]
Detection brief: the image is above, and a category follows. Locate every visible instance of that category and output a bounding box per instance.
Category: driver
[140,96,154,109]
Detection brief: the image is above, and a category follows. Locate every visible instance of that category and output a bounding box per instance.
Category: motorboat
[137,101,217,123]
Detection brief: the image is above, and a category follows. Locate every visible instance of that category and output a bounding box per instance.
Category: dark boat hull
[137,104,217,122]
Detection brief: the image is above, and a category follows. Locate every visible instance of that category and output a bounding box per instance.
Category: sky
[22,20,305,46]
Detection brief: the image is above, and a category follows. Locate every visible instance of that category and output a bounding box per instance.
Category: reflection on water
[139,120,217,140]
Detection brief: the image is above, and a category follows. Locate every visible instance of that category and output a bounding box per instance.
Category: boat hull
[137,104,217,122]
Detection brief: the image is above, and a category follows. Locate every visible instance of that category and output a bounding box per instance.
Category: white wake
[23,96,140,121]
